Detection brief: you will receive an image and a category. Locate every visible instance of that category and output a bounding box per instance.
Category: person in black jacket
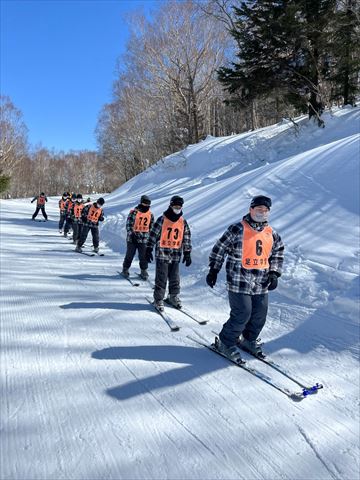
[75,198,105,253]
[121,195,154,280]
[63,193,76,237]
[31,193,48,220]
[58,192,69,233]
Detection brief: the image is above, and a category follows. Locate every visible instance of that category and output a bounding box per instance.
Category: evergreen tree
[218,0,337,125]
[0,174,11,194]
[328,0,360,106]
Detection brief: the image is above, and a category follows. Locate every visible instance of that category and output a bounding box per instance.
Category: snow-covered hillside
[1,106,359,480]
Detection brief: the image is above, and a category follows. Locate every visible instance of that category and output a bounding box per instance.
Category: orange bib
[160,216,184,249]
[74,203,84,219]
[38,196,46,206]
[59,199,66,211]
[87,205,102,223]
[133,210,152,232]
[241,221,273,269]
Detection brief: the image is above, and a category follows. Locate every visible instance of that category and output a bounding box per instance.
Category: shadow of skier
[92,344,230,401]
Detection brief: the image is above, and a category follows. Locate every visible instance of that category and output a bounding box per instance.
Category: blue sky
[1,0,159,152]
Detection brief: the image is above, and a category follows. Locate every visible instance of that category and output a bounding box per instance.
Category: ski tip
[302,383,324,396]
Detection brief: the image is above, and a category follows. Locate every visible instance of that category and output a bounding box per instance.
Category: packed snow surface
[1,106,359,480]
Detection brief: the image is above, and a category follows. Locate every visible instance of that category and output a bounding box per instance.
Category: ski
[75,250,95,257]
[210,330,323,394]
[145,296,180,332]
[93,252,105,256]
[188,335,307,401]
[241,348,323,393]
[117,271,140,287]
[164,299,208,325]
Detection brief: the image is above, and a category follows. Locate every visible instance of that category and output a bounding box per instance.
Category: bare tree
[96,0,231,183]
[0,96,28,195]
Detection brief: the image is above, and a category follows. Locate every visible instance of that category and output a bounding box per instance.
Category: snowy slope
[1,106,359,480]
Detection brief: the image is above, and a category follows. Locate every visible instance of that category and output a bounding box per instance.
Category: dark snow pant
[64,216,73,234]
[123,242,148,271]
[77,224,99,249]
[219,292,268,347]
[154,260,180,302]
[32,206,47,220]
[59,212,66,230]
[72,222,83,243]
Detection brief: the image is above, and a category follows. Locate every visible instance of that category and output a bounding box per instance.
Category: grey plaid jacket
[147,214,192,263]
[126,208,154,244]
[209,214,284,294]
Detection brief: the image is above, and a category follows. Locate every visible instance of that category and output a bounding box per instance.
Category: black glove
[267,271,279,291]
[182,252,192,267]
[145,248,153,263]
[206,268,218,288]
[131,232,138,243]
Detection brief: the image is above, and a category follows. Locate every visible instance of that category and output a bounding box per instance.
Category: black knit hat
[97,197,105,206]
[140,195,151,205]
[250,195,272,209]
[170,195,184,207]
[76,194,83,199]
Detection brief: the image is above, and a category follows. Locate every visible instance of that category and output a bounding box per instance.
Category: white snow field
[1,106,359,480]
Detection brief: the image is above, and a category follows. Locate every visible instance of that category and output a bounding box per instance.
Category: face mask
[252,211,269,223]
[172,207,182,215]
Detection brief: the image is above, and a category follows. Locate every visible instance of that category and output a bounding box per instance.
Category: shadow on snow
[91,344,228,401]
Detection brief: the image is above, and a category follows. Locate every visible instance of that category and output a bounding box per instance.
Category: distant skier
[71,194,85,244]
[206,195,284,361]
[58,192,69,233]
[63,193,76,238]
[121,195,154,280]
[146,195,192,311]
[31,192,48,220]
[75,197,105,253]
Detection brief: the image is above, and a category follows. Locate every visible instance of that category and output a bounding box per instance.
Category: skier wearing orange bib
[121,195,154,280]
[71,194,85,244]
[206,195,284,361]
[75,197,105,254]
[63,193,76,238]
[31,192,48,220]
[146,195,192,311]
[58,192,69,233]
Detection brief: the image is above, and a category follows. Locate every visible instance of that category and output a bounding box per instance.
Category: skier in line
[206,195,284,361]
[63,193,76,238]
[71,194,85,244]
[58,192,69,233]
[146,195,192,311]
[75,197,105,253]
[31,192,48,220]
[121,195,154,280]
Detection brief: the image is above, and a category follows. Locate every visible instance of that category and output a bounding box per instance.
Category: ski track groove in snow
[117,358,218,457]
[296,425,342,480]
